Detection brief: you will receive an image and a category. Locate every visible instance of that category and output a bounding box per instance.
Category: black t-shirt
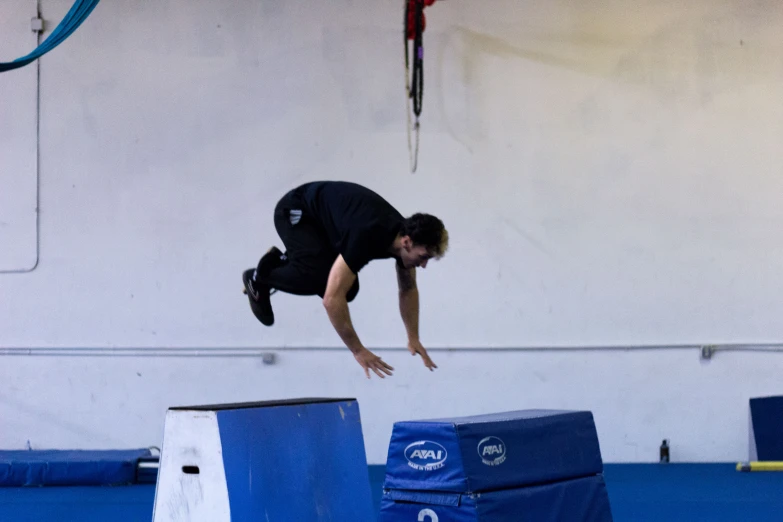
[299,181,404,274]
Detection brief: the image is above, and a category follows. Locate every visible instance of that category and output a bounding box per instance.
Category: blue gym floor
[1,464,781,521]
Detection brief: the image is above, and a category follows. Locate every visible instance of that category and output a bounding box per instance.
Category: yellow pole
[736,461,783,472]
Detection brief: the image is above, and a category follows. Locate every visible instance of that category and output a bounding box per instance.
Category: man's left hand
[408,339,437,371]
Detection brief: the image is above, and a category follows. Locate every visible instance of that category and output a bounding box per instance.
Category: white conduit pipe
[0,343,782,358]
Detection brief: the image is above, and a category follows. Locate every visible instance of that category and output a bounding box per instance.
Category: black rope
[404,0,425,172]
[409,0,424,117]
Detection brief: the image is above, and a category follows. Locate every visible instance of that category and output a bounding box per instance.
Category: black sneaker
[242,269,274,326]
[257,246,285,276]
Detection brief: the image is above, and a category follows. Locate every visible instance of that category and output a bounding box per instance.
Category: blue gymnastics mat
[1,463,783,521]
[0,449,154,487]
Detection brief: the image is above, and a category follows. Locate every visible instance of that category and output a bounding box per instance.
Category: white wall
[1,0,783,463]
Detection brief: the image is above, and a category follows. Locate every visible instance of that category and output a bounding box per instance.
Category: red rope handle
[406,0,437,40]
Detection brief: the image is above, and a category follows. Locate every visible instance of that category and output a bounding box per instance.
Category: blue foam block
[750,396,783,460]
[380,474,614,522]
[0,449,152,487]
[152,398,376,522]
[216,400,376,521]
[384,409,604,493]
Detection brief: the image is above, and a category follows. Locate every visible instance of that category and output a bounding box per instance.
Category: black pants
[258,188,359,301]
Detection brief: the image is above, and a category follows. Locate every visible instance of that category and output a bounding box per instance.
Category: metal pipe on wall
[0,343,781,358]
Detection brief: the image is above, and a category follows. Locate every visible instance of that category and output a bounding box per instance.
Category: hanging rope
[404,0,437,173]
[0,0,101,73]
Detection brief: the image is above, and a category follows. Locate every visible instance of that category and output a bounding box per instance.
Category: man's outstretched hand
[408,339,437,371]
[354,348,395,379]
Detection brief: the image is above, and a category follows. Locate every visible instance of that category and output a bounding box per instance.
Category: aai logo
[478,436,506,466]
[404,440,448,471]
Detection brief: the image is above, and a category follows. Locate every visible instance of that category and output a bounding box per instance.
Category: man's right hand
[322,255,394,379]
[354,348,394,379]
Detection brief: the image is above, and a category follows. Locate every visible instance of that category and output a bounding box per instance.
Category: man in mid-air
[243,181,449,379]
